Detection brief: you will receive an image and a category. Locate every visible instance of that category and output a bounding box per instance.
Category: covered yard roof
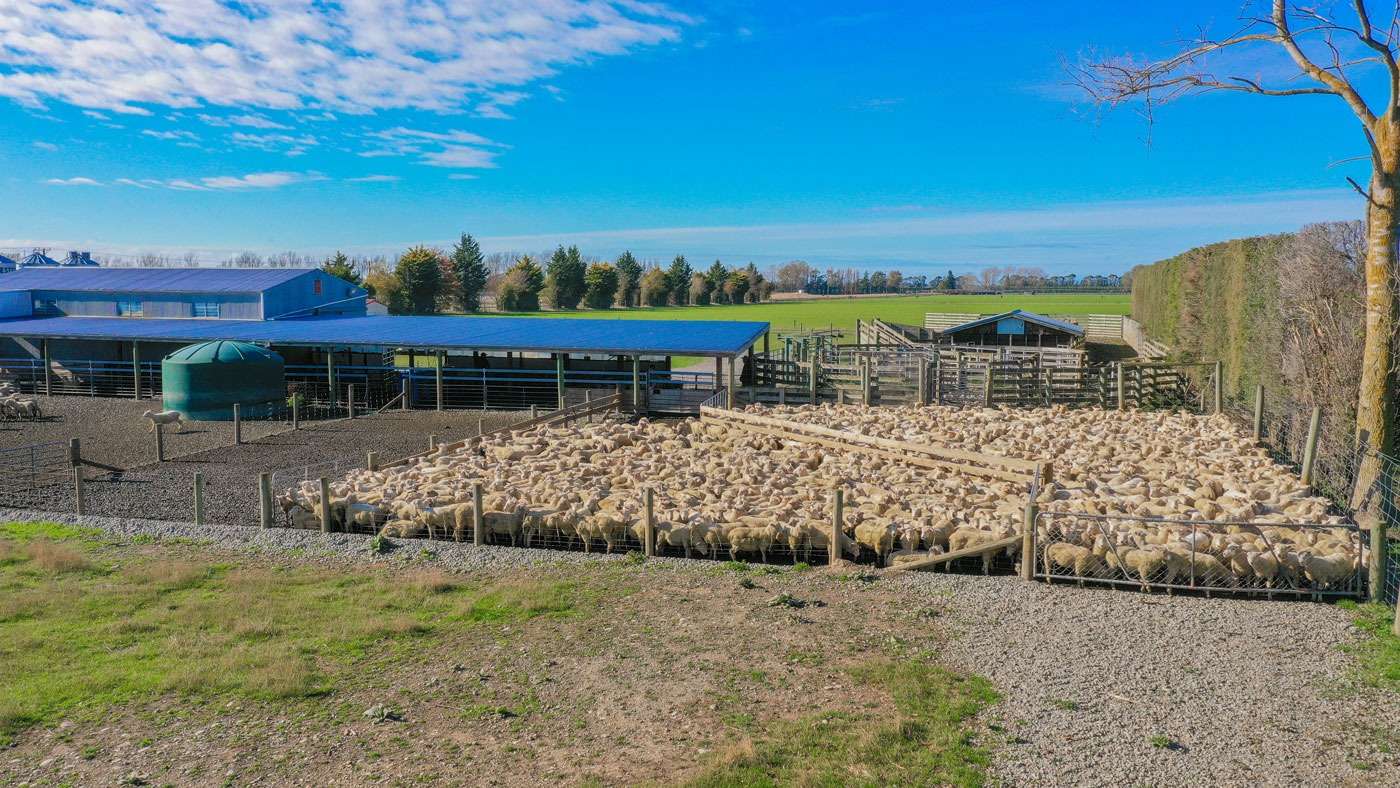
[0,314,770,357]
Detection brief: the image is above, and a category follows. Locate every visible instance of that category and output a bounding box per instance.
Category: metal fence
[0,441,74,510]
[0,356,161,399]
[1034,511,1365,598]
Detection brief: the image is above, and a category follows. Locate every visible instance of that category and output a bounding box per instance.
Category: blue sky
[0,1,1371,274]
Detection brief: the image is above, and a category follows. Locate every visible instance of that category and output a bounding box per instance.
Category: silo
[162,340,285,420]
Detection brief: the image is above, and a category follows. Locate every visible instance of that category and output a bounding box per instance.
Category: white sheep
[142,409,185,433]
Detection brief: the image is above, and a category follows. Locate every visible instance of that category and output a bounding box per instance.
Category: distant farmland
[486,292,1131,338]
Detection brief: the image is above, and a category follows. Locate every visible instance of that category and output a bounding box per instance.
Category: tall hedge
[1129,234,1289,402]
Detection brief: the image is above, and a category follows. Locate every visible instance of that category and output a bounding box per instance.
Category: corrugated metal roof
[0,254,16,271]
[940,309,1085,336]
[0,266,318,294]
[0,314,770,356]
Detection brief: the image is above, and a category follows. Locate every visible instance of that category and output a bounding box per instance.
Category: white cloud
[32,141,58,151]
[141,129,199,141]
[0,1,692,115]
[421,146,499,169]
[44,177,101,186]
[107,171,321,191]
[448,173,479,180]
[198,113,292,129]
[230,131,318,155]
[360,126,504,169]
[347,174,400,182]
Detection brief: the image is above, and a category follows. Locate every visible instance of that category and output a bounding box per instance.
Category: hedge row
[1129,234,1290,402]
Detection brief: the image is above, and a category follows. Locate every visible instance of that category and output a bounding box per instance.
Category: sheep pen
[275,402,1365,597]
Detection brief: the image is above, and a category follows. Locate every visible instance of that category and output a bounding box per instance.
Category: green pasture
[486,292,1130,338]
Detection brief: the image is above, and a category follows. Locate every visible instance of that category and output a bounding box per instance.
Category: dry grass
[23,541,91,574]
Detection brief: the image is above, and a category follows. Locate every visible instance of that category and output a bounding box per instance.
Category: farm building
[0,266,766,412]
[0,254,15,274]
[937,309,1084,349]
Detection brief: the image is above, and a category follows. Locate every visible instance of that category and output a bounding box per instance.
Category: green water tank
[162,340,285,421]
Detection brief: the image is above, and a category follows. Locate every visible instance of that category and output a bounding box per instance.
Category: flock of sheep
[277,402,1362,593]
[0,381,42,420]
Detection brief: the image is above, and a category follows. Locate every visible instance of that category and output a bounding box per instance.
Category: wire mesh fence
[0,441,73,509]
[1034,511,1364,598]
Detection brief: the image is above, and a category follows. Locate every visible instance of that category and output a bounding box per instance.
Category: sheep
[1297,550,1356,589]
[948,526,1011,575]
[276,401,1351,590]
[1042,542,1107,583]
[854,521,897,566]
[142,409,185,433]
[727,524,779,563]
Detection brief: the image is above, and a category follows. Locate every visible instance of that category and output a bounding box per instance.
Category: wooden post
[193,471,205,526]
[42,339,52,396]
[932,353,942,404]
[916,363,928,406]
[232,403,242,445]
[726,355,736,408]
[435,350,445,411]
[131,340,141,400]
[1115,363,1125,411]
[1212,360,1223,414]
[346,383,356,419]
[530,403,538,420]
[830,488,844,567]
[401,375,410,410]
[326,351,337,410]
[643,487,655,557]
[429,434,438,451]
[366,451,379,472]
[317,476,332,533]
[258,472,273,529]
[154,421,165,462]
[809,357,820,403]
[1301,407,1322,487]
[478,417,484,435]
[291,395,300,430]
[1252,384,1265,444]
[71,438,85,516]
[472,481,484,546]
[1370,521,1387,603]
[983,365,994,407]
[632,356,641,412]
[1021,469,1040,581]
[860,359,871,406]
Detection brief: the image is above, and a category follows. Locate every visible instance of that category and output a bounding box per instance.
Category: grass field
[488,293,1130,338]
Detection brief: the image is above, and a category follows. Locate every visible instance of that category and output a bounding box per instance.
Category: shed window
[116,299,143,317]
[192,301,221,318]
[33,298,58,315]
[313,279,323,295]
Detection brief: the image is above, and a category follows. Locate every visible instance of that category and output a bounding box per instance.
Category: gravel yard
[3,508,1397,786]
[895,570,1400,786]
[1,395,532,526]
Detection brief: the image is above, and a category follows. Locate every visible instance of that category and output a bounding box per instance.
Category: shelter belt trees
[1072,0,1400,517]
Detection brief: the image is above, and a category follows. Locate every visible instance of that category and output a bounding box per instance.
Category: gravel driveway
[892,570,1400,787]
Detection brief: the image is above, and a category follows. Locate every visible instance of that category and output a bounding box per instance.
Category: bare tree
[1072,0,1400,510]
